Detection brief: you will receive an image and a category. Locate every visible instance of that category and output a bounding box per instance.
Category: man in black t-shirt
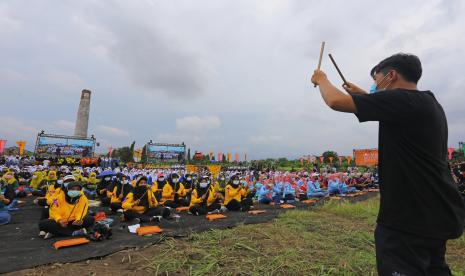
[311,53,465,275]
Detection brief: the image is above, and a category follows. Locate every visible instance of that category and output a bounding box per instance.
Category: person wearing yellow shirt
[153,173,168,201]
[223,175,253,212]
[189,176,222,215]
[182,173,195,204]
[38,181,94,239]
[162,173,189,208]
[213,174,227,200]
[109,174,133,213]
[0,171,19,202]
[29,171,44,195]
[122,176,171,223]
[97,174,114,206]
[35,171,60,207]
[84,171,100,198]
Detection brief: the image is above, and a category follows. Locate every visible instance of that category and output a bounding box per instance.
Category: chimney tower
[74,89,91,138]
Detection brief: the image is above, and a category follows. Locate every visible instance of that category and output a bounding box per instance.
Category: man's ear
[391,70,400,83]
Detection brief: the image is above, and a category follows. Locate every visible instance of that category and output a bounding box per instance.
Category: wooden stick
[314,41,325,87]
[328,54,348,86]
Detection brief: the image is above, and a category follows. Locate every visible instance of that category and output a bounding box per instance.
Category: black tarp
[0,192,377,273]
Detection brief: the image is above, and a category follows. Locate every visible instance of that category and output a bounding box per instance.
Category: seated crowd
[0,161,380,239]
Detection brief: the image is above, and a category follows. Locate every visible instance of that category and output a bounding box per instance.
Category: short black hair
[137,176,148,184]
[370,53,422,84]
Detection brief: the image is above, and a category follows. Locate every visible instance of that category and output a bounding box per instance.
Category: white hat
[63,175,76,183]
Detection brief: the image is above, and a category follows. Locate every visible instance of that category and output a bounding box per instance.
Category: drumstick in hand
[328,53,348,86]
[314,41,325,87]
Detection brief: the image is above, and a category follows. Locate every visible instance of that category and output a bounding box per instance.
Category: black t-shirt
[351,89,465,239]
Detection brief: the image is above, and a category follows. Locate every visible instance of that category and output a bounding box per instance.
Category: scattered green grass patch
[141,196,464,275]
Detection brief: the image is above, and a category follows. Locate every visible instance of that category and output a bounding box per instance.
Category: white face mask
[159,178,165,182]
[104,177,111,181]
[186,177,192,181]
[172,178,179,183]
[232,180,240,185]
[200,182,208,188]
[57,180,63,185]
[122,180,129,185]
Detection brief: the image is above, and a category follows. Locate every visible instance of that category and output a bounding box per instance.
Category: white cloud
[0,68,24,82]
[54,120,74,131]
[42,69,85,94]
[97,125,130,137]
[249,135,283,145]
[0,116,39,149]
[1,1,465,159]
[176,116,221,133]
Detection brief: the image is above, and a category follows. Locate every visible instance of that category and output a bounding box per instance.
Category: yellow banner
[186,165,197,173]
[16,140,26,156]
[206,165,222,178]
[134,148,143,158]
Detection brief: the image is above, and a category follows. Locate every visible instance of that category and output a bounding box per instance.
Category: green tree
[141,144,147,163]
[322,151,338,164]
[114,147,133,163]
[129,141,136,162]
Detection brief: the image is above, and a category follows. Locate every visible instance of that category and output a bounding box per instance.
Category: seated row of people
[32,172,255,238]
[1,167,365,239]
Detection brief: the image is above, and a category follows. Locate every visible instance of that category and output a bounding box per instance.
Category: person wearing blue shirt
[272,181,283,205]
[0,193,17,225]
[307,179,328,198]
[339,178,358,195]
[256,183,273,204]
[327,179,340,195]
[282,182,295,203]
[254,181,264,200]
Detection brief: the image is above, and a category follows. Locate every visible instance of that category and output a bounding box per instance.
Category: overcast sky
[1,0,464,159]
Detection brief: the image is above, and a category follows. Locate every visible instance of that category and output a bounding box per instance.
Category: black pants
[375,224,451,276]
[124,206,170,222]
[189,200,222,216]
[283,194,295,202]
[3,185,16,201]
[32,190,46,197]
[99,196,111,207]
[110,202,122,213]
[164,198,189,208]
[40,207,49,220]
[154,192,162,202]
[226,198,252,212]
[38,215,94,236]
[37,198,48,207]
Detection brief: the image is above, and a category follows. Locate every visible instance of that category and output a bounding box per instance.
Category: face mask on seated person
[172,178,179,184]
[200,182,208,188]
[67,190,81,198]
[232,180,240,186]
[104,177,111,181]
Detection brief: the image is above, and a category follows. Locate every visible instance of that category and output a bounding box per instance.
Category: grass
[138,197,465,275]
[19,196,465,275]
